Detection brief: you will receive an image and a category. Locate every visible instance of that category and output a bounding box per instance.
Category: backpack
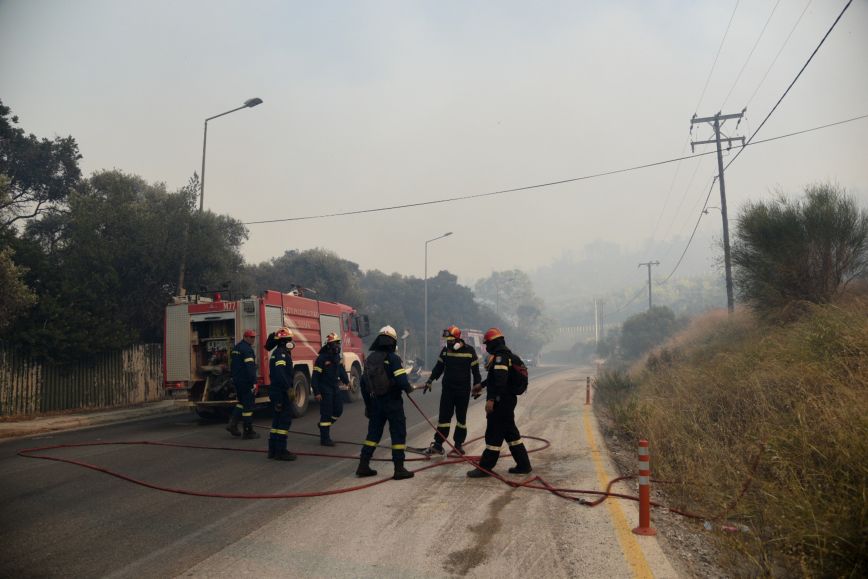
[364,350,391,396]
[507,352,529,395]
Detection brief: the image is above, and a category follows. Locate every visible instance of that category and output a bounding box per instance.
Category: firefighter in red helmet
[227,328,260,439]
[421,325,481,456]
[467,328,532,477]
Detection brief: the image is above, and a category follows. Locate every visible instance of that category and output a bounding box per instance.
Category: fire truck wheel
[344,365,363,403]
[291,370,310,418]
[195,407,222,421]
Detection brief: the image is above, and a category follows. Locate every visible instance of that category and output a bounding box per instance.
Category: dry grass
[596,295,868,578]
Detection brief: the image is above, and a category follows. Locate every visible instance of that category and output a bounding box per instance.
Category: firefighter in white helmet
[355,325,416,480]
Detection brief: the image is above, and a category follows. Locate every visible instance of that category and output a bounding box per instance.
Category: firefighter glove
[422,381,432,394]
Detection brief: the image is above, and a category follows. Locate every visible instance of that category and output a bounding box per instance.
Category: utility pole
[691,111,745,313]
[638,261,660,310]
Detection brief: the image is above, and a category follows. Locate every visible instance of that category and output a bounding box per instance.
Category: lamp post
[424,232,453,369]
[199,97,263,212]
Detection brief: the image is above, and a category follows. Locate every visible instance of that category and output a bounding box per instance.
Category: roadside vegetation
[596,184,868,577]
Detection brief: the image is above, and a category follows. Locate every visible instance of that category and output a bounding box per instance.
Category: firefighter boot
[392,460,415,480]
[242,424,261,440]
[273,448,297,461]
[467,467,492,478]
[355,458,377,477]
[226,414,241,437]
[508,443,533,474]
[320,425,335,447]
[267,437,276,459]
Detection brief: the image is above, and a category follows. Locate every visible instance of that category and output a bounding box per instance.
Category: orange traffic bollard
[585,377,591,405]
[632,439,656,536]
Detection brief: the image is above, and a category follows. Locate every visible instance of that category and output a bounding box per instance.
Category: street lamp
[199,97,263,212]
[424,231,453,370]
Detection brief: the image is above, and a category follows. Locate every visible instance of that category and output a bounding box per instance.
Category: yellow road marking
[583,406,654,579]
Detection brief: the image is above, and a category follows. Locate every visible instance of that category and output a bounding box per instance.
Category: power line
[746,0,814,109]
[650,0,743,245]
[721,0,783,110]
[244,113,868,225]
[610,285,650,316]
[659,0,856,283]
[725,0,853,171]
[695,0,742,114]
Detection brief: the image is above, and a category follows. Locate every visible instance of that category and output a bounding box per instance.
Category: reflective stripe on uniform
[456,422,467,429]
[437,422,451,428]
[242,412,253,417]
[331,416,339,421]
[471,360,479,366]
[508,438,524,446]
[271,428,288,435]
[391,443,407,450]
[275,360,287,366]
[446,352,473,358]
[319,421,333,427]
[313,366,323,373]
[363,440,378,447]
[485,444,502,452]
[244,357,255,363]
[493,365,509,371]
[236,404,244,409]
[393,368,407,377]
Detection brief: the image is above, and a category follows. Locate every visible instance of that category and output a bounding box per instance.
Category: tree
[475,269,554,355]
[7,170,247,360]
[245,248,365,307]
[0,99,81,226]
[732,184,868,318]
[0,246,36,332]
[619,306,679,360]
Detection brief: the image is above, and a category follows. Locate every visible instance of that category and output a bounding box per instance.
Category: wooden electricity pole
[691,111,745,313]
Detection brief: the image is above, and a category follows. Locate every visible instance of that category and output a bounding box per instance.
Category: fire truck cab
[163,290,370,419]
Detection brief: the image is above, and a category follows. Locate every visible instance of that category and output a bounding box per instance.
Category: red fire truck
[163,290,370,419]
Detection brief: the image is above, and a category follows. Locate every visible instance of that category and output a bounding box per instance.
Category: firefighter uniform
[268,341,296,460]
[426,340,482,454]
[356,326,415,480]
[228,337,259,439]
[311,346,349,446]
[469,335,532,477]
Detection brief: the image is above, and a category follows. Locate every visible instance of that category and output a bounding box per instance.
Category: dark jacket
[311,348,349,395]
[429,340,482,390]
[481,344,513,402]
[230,340,257,388]
[269,343,293,392]
[361,350,413,405]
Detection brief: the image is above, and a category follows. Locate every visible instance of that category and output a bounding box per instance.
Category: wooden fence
[0,343,165,417]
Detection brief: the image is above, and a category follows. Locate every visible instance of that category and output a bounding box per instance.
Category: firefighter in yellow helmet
[311,332,349,446]
[422,325,481,456]
[467,328,532,477]
[268,327,297,460]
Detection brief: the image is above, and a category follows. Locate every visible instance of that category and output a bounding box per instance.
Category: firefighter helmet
[243,329,257,338]
[274,327,293,341]
[325,332,341,344]
[378,325,398,341]
[442,325,461,340]
[483,328,503,343]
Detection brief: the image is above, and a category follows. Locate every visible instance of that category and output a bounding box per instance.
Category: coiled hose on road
[17,393,760,521]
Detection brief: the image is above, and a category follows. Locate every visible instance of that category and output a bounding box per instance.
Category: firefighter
[467,328,532,477]
[421,325,481,456]
[227,328,260,439]
[267,327,297,460]
[311,332,350,446]
[355,325,416,480]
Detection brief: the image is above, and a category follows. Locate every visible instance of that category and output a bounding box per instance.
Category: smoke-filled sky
[2,0,866,284]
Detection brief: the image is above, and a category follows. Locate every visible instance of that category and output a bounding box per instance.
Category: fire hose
[16,393,761,522]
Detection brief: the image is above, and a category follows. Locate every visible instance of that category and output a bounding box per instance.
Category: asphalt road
[0,366,565,578]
